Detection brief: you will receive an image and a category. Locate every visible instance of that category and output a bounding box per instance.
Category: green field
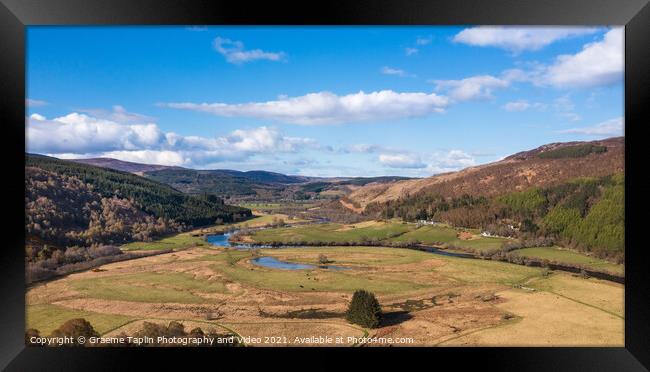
[232,213,308,227]
[390,225,508,253]
[206,247,441,294]
[511,246,623,274]
[121,213,309,252]
[27,304,135,336]
[248,221,413,244]
[273,246,543,285]
[36,244,543,307]
[218,263,432,295]
[197,213,309,234]
[70,272,230,303]
[248,222,509,254]
[432,254,542,284]
[390,225,458,244]
[238,202,285,210]
[447,236,510,253]
[272,246,435,266]
[208,246,543,294]
[121,233,207,251]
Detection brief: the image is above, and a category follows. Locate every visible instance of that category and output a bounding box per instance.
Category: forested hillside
[26,166,182,250]
[26,155,251,227]
[144,168,261,196]
[366,173,624,260]
[25,156,251,282]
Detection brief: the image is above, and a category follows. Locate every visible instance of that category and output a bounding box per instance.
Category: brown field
[26,245,623,347]
[439,284,623,346]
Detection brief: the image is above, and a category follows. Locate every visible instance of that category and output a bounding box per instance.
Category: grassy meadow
[27,304,135,336]
[121,233,207,251]
[247,220,510,254]
[246,220,413,244]
[26,242,623,346]
[510,246,623,274]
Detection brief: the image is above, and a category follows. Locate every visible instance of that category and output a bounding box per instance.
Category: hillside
[143,168,310,197]
[347,137,624,210]
[64,156,413,201]
[26,166,182,249]
[26,155,252,229]
[68,158,314,196]
[68,158,178,175]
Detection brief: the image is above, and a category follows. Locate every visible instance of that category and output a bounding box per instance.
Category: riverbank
[226,234,624,283]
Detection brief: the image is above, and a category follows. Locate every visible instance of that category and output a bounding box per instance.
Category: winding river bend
[205,229,472,271]
[204,228,623,283]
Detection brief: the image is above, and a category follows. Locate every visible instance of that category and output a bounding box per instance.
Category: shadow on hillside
[380,311,413,327]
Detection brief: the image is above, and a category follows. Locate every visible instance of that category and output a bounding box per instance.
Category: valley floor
[26,238,623,346]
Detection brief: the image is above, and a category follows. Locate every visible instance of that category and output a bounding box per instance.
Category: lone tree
[345,289,382,328]
[25,328,41,346]
[50,318,100,345]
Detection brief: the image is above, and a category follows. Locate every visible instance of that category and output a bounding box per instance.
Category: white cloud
[343,144,405,154]
[30,113,46,121]
[226,127,319,153]
[403,36,432,57]
[379,153,426,169]
[213,37,285,64]
[453,26,599,53]
[416,36,433,45]
[500,68,537,83]
[369,147,477,173]
[405,47,418,56]
[503,100,530,112]
[380,66,413,77]
[432,75,509,102]
[26,99,48,107]
[493,29,623,89]
[340,143,478,176]
[426,150,476,174]
[27,112,319,167]
[27,113,164,154]
[100,150,189,166]
[160,90,449,125]
[76,105,155,124]
[559,117,624,137]
[502,100,547,112]
[545,28,623,88]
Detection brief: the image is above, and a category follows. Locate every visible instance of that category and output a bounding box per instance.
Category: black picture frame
[1,0,649,370]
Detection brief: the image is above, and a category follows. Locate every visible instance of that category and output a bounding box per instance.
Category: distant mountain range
[30,136,624,206]
[64,157,412,200]
[69,157,311,183]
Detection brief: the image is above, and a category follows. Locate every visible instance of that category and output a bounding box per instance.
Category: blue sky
[26,26,624,177]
